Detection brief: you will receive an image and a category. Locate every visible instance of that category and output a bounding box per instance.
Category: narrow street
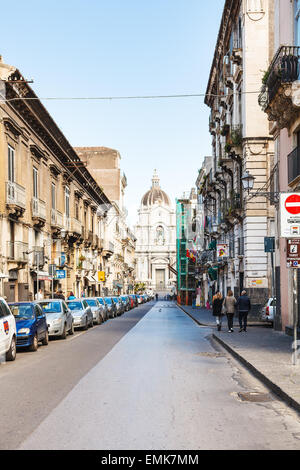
[1,302,297,450]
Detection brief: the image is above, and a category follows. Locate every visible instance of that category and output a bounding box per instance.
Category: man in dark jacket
[236,290,251,332]
[54,289,65,300]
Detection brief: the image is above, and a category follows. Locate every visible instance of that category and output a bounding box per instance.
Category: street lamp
[242,171,255,193]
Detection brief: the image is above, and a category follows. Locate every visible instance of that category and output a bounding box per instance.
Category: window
[295,1,300,46]
[0,300,11,318]
[8,145,15,183]
[65,186,70,217]
[51,183,56,209]
[75,201,79,220]
[33,167,38,199]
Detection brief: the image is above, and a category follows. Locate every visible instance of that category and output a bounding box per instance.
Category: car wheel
[84,318,88,330]
[29,334,38,352]
[89,317,93,328]
[42,330,49,345]
[61,324,67,339]
[6,336,16,361]
[69,322,74,335]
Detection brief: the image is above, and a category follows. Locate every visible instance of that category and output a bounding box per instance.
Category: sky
[0,0,224,227]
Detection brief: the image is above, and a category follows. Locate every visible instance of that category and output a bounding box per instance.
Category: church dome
[141,170,171,207]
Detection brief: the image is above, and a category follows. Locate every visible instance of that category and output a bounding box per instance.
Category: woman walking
[212,291,224,331]
[223,290,237,332]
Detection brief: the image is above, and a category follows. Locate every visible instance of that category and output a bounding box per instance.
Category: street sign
[264,237,275,253]
[280,193,300,237]
[98,271,105,282]
[286,239,300,268]
[55,269,66,279]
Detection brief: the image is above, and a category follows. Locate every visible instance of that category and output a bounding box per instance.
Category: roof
[141,170,171,207]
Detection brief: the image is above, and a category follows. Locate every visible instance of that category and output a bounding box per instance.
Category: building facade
[258,0,300,333]
[201,0,275,317]
[134,171,176,294]
[0,57,113,301]
[74,147,136,295]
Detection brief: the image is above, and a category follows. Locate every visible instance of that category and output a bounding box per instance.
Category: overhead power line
[1,90,263,102]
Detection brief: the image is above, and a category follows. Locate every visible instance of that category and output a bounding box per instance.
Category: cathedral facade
[134,171,176,294]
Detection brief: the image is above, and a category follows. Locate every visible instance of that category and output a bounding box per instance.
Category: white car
[0,297,17,361]
[260,298,275,324]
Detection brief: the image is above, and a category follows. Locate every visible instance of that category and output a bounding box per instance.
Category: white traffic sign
[280,193,300,238]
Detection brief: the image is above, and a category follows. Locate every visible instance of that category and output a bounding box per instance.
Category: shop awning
[32,270,53,281]
[85,275,96,284]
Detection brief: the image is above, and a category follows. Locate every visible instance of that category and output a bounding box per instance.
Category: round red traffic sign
[285,194,300,215]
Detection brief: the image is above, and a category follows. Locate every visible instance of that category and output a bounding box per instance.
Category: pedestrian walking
[35,288,43,300]
[223,290,237,332]
[155,293,158,301]
[236,290,251,332]
[54,289,65,300]
[212,291,224,331]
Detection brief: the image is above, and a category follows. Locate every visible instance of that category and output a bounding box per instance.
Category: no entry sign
[280,193,300,238]
[285,194,300,215]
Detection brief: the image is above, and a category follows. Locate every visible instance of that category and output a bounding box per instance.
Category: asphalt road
[0,301,153,450]
[14,302,300,450]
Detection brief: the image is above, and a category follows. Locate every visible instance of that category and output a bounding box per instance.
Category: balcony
[258,45,300,128]
[32,247,45,268]
[103,241,114,258]
[6,182,26,218]
[51,209,63,229]
[288,146,300,186]
[70,218,82,236]
[63,214,70,231]
[7,241,28,263]
[32,197,46,227]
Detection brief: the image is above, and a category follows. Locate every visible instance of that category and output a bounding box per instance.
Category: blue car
[8,302,49,351]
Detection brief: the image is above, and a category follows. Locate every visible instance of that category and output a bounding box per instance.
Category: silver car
[39,299,74,339]
[97,297,108,321]
[85,298,105,324]
[104,297,117,318]
[66,299,93,330]
[112,297,123,316]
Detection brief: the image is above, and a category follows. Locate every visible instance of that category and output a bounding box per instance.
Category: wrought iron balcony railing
[259,45,300,111]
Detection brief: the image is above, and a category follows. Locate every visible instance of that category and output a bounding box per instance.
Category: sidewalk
[178,304,300,413]
[178,304,267,327]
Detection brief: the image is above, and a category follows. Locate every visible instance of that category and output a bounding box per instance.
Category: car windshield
[86,299,97,307]
[9,304,34,320]
[105,298,112,304]
[113,298,119,302]
[39,301,62,313]
[66,301,83,311]
[121,297,127,301]
[97,298,104,304]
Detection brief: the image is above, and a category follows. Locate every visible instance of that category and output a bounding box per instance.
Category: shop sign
[55,270,66,279]
[98,271,105,282]
[217,243,229,258]
[286,239,300,268]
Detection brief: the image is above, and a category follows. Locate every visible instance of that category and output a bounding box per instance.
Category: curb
[212,333,300,414]
[177,303,300,414]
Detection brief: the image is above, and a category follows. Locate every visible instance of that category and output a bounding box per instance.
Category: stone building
[74,147,136,294]
[258,0,300,333]
[0,57,111,301]
[134,170,176,294]
[202,0,274,317]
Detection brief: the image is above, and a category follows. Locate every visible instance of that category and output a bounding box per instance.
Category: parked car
[85,298,105,324]
[66,299,93,330]
[0,297,16,361]
[120,296,131,312]
[38,299,74,339]
[9,301,48,351]
[113,297,124,316]
[130,295,138,307]
[96,297,109,320]
[104,297,117,318]
[137,295,143,304]
[128,295,135,309]
[260,298,275,325]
